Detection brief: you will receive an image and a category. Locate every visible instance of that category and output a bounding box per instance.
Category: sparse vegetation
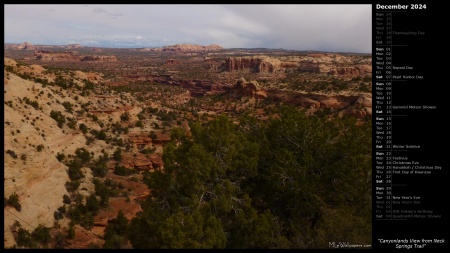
[63,194,72,204]
[140,147,156,154]
[56,152,65,162]
[23,97,40,110]
[66,117,77,129]
[50,110,66,128]
[120,112,130,122]
[20,153,27,163]
[112,148,122,162]
[75,148,91,163]
[103,210,129,249]
[67,158,85,181]
[65,180,81,192]
[113,165,136,176]
[7,192,22,212]
[135,120,144,128]
[7,149,18,159]
[31,224,51,247]
[17,227,35,248]
[79,123,88,134]
[36,144,45,152]
[91,153,109,177]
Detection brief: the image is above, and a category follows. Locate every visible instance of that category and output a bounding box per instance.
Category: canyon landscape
[4,42,372,249]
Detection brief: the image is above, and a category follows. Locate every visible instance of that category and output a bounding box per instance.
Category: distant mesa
[80,55,118,62]
[33,50,117,62]
[138,44,223,52]
[222,54,372,77]
[34,50,79,61]
[16,42,36,50]
[13,42,83,50]
[66,43,82,49]
[327,65,372,76]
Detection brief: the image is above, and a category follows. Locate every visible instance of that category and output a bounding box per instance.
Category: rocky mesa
[138,43,223,52]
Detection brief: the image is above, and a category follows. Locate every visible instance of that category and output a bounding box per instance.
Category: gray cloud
[93,7,107,13]
[109,13,123,19]
[5,4,371,53]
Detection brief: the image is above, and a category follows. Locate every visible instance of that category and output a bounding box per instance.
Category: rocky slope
[4,62,88,247]
[4,57,167,248]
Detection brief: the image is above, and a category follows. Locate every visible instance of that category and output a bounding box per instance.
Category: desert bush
[113,148,122,161]
[50,110,66,128]
[120,112,130,122]
[75,148,91,163]
[8,192,21,212]
[20,153,27,162]
[113,165,136,176]
[36,144,44,152]
[79,123,88,134]
[7,150,18,159]
[63,194,72,204]
[31,225,51,246]
[140,147,156,154]
[67,158,85,181]
[56,152,65,162]
[65,180,81,192]
[17,227,35,248]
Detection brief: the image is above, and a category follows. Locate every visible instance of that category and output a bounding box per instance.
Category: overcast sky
[4,4,371,53]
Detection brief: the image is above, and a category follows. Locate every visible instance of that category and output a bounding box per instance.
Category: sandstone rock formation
[34,50,79,61]
[161,43,222,51]
[33,50,117,62]
[80,55,118,62]
[17,42,36,50]
[4,75,73,247]
[266,88,368,113]
[3,58,106,247]
[297,62,327,73]
[328,65,372,76]
[296,54,372,76]
[233,77,267,99]
[223,56,282,73]
[114,152,164,171]
[355,93,373,116]
[221,54,371,77]
[65,225,105,249]
[152,133,171,146]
